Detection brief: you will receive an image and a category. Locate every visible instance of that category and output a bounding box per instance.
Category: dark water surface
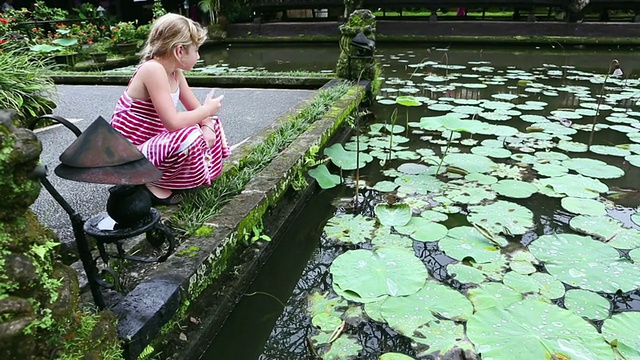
[201,44,640,360]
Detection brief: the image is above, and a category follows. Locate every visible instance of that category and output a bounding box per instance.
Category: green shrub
[0,44,56,126]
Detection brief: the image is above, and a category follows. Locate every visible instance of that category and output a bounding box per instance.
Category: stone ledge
[111,81,367,359]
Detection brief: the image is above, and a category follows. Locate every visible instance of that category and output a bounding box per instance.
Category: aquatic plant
[298,48,640,359]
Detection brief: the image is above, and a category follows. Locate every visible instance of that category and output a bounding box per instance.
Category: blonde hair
[139,13,207,62]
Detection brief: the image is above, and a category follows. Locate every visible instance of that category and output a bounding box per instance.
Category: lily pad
[378,280,473,336]
[560,197,607,216]
[491,180,538,199]
[330,248,428,300]
[443,153,497,174]
[324,143,374,170]
[471,146,512,159]
[467,299,615,359]
[374,204,412,227]
[532,162,569,177]
[324,214,376,245]
[395,217,448,242]
[411,320,474,358]
[379,353,415,360]
[563,289,610,321]
[537,174,608,199]
[602,312,640,360]
[309,165,342,189]
[438,226,502,263]
[319,335,362,360]
[467,201,535,235]
[562,158,625,179]
[529,233,640,292]
[467,282,522,311]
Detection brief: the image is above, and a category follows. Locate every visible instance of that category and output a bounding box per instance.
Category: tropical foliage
[0,43,56,123]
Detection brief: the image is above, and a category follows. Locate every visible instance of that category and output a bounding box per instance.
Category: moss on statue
[335,9,378,82]
[0,110,123,359]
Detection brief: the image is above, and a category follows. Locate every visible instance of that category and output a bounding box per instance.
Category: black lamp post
[29,115,175,308]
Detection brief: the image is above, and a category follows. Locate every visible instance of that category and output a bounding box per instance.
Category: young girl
[110,13,229,205]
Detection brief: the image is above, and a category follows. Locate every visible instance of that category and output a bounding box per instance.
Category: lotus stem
[588,59,619,150]
[388,108,398,163]
[436,130,455,176]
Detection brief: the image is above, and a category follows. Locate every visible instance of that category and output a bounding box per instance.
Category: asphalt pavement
[31,84,316,252]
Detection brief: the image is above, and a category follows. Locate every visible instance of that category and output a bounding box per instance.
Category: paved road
[31,84,316,252]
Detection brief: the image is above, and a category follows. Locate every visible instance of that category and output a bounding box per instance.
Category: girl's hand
[201,123,217,148]
[203,89,224,117]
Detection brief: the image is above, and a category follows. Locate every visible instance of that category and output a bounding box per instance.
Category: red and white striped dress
[110,78,230,190]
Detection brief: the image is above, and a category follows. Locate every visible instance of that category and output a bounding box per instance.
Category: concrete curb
[111,80,367,359]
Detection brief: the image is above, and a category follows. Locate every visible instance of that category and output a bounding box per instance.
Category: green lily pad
[491,180,538,198]
[443,153,497,174]
[395,217,448,242]
[530,272,566,300]
[397,163,430,174]
[529,233,640,293]
[379,353,415,360]
[564,289,610,321]
[373,180,399,192]
[467,201,535,235]
[467,299,615,359]
[411,320,474,358]
[394,174,444,195]
[312,312,343,331]
[438,226,502,263]
[420,210,449,222]
[324,143,374,170]
[447,185,496,205]
[532,162,569,177]
[562,158,625,179]
[330,248,428,300]
[465,173,498,185]
[374,204,412,227]
[309,165,342,189]
[560,197,607,216]
[447,262,487,284]
[538,174,608,199]
[468,282,522,311]
[319,335,362,360]
[396,95,422,107]
[508,250,538,275]
[569,215,640,250]
[557,140,589,153]
[324,214,376,245]
[590,145,631,157]
[471,146,512,159]
[378,280,473,336]
[371,227,413,249]
[625,154,640,168]
[602,312,640,360]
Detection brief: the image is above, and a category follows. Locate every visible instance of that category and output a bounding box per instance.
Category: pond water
[202,44,640,359]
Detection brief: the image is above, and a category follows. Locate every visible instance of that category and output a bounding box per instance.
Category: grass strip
[170,80,352,237]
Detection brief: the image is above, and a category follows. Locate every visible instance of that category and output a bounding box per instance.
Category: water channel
[199,43,640,359]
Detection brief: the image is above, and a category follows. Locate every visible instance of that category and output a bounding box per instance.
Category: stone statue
[0,110,120,359]
[335,9,377,82]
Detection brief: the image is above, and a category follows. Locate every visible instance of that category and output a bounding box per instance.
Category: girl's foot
[144,184,183,206]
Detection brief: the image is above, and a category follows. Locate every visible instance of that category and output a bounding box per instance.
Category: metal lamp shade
[55,116,161,185]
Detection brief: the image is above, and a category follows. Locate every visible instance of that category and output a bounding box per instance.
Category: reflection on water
[203,45,640,360]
